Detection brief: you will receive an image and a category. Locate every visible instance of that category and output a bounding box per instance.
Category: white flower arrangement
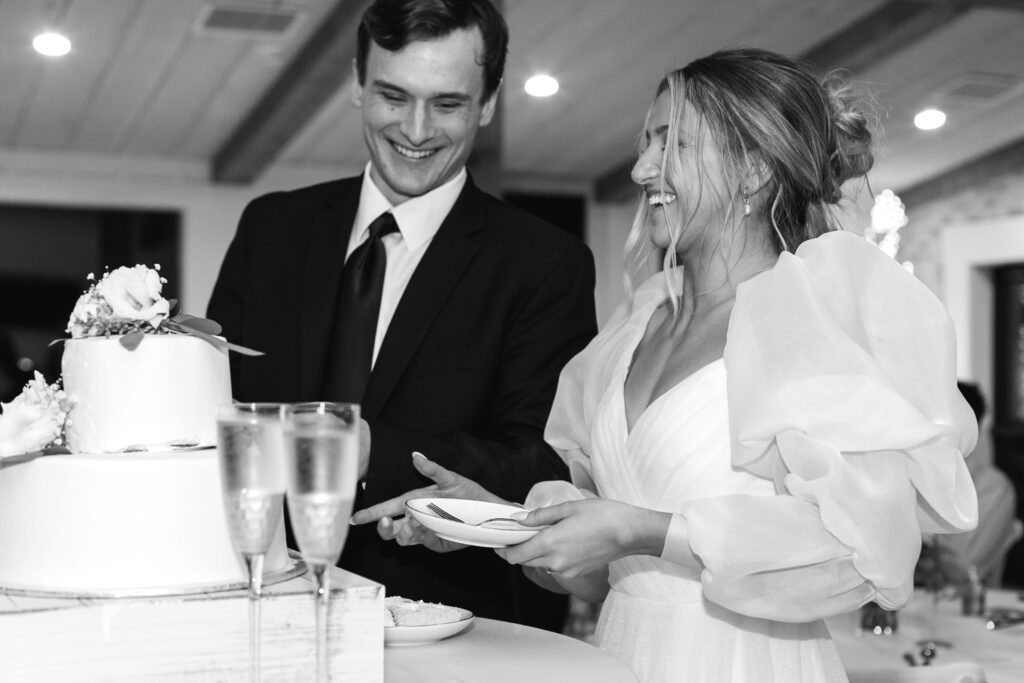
[66,264,171,339]
[864,189,914,273]
[61,264,262,356]
[0,372,70,457]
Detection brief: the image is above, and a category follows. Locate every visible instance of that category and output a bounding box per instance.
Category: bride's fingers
[517,502,575,527]
[495,536,550,567]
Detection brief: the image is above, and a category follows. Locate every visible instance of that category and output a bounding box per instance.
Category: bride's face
[631,92,733,252]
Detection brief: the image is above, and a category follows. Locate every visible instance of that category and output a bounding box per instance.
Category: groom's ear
[479,80,501,128]
[351,59,364,109]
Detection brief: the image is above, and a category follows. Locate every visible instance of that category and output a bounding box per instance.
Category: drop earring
[743,193,751,216]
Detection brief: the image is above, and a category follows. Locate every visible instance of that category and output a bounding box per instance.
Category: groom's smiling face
[353,27,497,205]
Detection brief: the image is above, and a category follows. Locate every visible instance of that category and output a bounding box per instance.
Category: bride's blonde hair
[622,48,876,306]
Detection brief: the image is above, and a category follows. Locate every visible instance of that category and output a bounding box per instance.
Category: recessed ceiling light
[33,31,71,57]
[914,108,946,131]
[525,74,559,98]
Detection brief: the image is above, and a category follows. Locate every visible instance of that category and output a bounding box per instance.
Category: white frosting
[0,448,290,593]
[0,333,290,594]
[63,335,232,453]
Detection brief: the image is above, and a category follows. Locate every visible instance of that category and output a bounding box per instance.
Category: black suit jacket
[208,174,597,629]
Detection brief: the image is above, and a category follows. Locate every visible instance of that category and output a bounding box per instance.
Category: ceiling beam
[212,0,373,185]
[800,0,969,73]
[593,0,985,203]
[899,135,1024,207]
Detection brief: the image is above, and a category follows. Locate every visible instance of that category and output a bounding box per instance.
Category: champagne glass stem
[244,553,266,683]
[313,563,331,683]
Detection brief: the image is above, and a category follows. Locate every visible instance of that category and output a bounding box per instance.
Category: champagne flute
[216,402,287,683]
[282,402,359,683]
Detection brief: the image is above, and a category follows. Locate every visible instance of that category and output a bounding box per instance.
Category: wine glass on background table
[282,401,360,683]
[216,402,287,683]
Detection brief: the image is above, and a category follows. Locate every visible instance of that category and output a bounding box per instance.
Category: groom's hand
[350,451,504,525]
[374,514,467,553]
[349,451,507,552]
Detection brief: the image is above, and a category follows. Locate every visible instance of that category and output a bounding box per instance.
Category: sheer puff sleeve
[682,230,978,622]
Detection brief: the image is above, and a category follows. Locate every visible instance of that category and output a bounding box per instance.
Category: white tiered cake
[0,267,289,594]
[0,266,383,682]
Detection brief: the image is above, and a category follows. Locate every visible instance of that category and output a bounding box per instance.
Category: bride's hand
[495,499,670,577]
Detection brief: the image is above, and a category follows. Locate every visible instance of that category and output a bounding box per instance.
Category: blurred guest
[931,382,1021,586]
[207,0,596,631]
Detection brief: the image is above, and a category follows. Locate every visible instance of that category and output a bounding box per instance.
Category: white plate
[384,613,474,646]
[404,498,542,548]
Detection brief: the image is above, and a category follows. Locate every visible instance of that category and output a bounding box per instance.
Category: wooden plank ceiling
[0,0,1022,198]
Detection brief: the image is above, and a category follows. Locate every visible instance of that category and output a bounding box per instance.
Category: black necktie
[325,212,400,402]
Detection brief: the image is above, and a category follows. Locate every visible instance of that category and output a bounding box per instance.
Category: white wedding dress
[537,231,979,682]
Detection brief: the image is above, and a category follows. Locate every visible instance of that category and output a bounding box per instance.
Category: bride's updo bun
[660,48,876,253]
[822,74,875,201]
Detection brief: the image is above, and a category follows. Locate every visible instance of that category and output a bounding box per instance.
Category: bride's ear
[742,154,772,196]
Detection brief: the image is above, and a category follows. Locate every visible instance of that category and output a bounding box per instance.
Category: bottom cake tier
[0,447,290,594]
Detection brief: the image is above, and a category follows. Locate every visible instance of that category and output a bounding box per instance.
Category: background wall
[900,167,1024,413]
[0,151,358,314]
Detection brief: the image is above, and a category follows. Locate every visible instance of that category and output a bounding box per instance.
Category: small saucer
[385,613,474,646]
[405,498,542,549]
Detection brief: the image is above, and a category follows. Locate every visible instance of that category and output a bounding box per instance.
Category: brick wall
[898,167,1024,298]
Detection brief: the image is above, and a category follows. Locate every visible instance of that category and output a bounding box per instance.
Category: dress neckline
[621,352,724,438]
[619,282,728,436]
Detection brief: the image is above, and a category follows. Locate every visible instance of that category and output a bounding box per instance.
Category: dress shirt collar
[353,163,467,251]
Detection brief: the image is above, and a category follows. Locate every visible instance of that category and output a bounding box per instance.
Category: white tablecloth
[828,589,1024,683]
[385,617,640,683]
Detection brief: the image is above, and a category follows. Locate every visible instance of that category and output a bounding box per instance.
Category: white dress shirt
[347,163,467,367]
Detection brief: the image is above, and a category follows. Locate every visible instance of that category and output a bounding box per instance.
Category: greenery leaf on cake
[163,318,263,356]
[119,330,145,351]
[170,313,223,336]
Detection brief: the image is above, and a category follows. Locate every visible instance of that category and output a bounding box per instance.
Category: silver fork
[426,502,527,527]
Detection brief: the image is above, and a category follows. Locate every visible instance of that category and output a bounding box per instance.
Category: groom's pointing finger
[350,493,418,525]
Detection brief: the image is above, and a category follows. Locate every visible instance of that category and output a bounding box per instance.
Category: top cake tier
[62,335,232,453]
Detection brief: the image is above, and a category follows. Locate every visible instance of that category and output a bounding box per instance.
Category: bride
[352,47,978,682]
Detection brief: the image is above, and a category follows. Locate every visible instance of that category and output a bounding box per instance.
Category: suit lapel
[360,180,486,419]
[299,178,361,399]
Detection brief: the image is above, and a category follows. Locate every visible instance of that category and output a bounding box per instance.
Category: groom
[207,0,596,631]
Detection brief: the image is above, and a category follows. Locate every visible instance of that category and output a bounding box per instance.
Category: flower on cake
[62,264,263,356]
[96,265,170,326]
[0,372,70,457]
[68,264,171,338]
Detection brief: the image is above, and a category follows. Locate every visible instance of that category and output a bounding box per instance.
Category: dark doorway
[0,204,179,401]
[504,192,586,242]
[993,264,1024,587]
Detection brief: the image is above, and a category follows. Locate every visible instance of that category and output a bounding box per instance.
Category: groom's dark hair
[356,0,508,103]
